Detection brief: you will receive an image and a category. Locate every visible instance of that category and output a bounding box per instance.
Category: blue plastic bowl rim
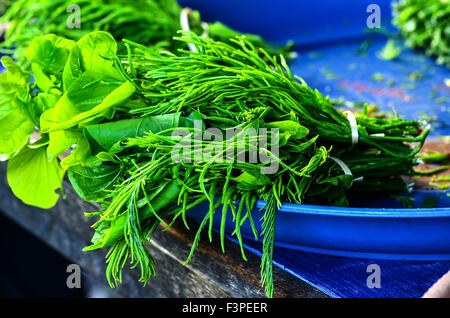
[254,200,450,218]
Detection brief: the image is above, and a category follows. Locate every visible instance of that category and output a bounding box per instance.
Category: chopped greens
[377,39,402,61]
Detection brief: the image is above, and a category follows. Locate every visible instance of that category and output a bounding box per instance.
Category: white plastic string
[345,111,389,140]
[180,8,197,53]
[0,21,10,34]
[330,156,363,189]
[200,22,209,37]
[330,156,352,176]
[344,110,359,145]
[180,8,209,53]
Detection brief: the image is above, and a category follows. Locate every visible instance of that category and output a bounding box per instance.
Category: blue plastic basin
[187,191,450,261]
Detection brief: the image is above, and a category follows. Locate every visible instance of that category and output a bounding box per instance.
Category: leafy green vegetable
[0,29,432,298]
[377,39,402,61]
[393,0,450,67]
[85,113,182,151]
[0,56,35,157]
[0,0,293,67]
[62,31,119,90]
[0,109,35,157]
[68,164,122,201]
[25,34,75,77]
[7,146,64,209]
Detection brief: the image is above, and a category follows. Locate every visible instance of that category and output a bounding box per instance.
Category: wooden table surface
[0,162,325,298]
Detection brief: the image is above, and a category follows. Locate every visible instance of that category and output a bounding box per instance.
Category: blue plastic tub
[187,191,450,261]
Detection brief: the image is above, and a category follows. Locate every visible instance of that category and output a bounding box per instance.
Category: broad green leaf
[96,151,116,162]
[33,91,61,113]
[40,74,135,132]
[0,56,28,119]
[85,112,181,151]
[7,147,64,209]
[60,135,91,169]
[180,110,205,129]
[30,63,57,92]
[47,129,81,161]
[0,107,35,158]
[24,34,75,92]
[28,134,49,149]
[68,164,122,201]
[24,34,75,76]
[62,31,120,90]
[0,56,28,94]
[420,196,438,209]
[0,56,36,155]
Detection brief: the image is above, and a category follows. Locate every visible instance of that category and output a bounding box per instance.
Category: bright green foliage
[0,30,430,297]
[0,0,293,67]
[0,56,35,157]
[393,0,450,67]
[7,146,65,209]
[377,39,403,60]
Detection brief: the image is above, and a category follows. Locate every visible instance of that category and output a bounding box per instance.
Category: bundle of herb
[0,0,293,66]
[393,0,450,67]
[0,30,429,297]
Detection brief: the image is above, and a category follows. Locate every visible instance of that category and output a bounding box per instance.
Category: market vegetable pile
[0,0,293,66]
[0,2,434,298]
[393,0,450,68]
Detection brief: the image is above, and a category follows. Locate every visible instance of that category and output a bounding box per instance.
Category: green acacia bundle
[393,0,450,67]
[0,30,429,297]
[0,0,292,66]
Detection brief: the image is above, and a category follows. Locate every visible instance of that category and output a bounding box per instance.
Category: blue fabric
[290,39,450,136]
[232,235,450,298]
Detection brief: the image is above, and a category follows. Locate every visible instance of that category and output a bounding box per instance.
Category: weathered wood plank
[0,162,325,298]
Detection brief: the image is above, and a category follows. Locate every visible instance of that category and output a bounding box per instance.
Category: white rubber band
[330,156,363,189]
[180,8,209,53]
[180,8,197,53]
[330,156,352,176]
[344,110,358,145]
[201,22,209,37]
[0,22,10,34]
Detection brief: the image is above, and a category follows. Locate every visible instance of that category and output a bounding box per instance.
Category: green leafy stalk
[260,192,277,298]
